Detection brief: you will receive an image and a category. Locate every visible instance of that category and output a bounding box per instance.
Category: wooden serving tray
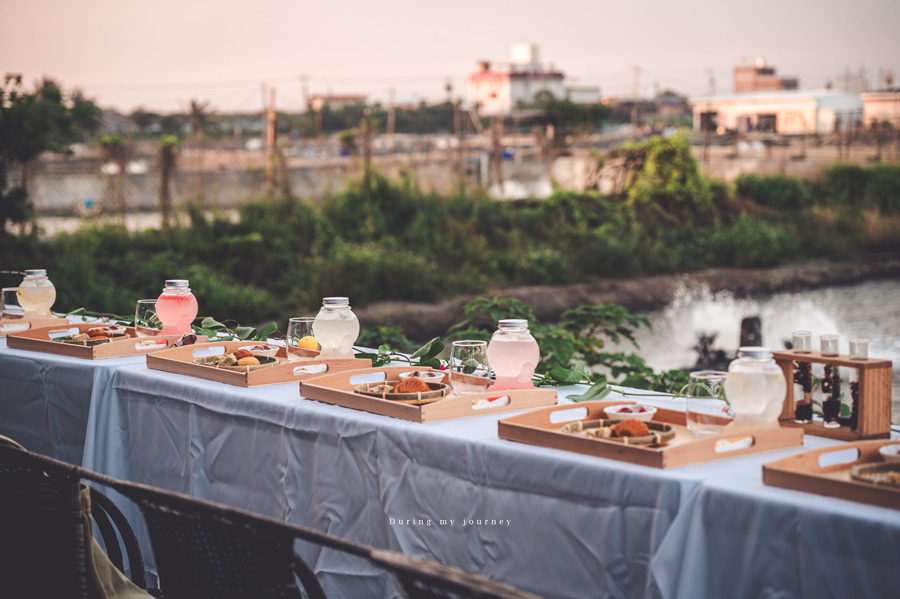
[0,316,68,338]
[763,440,900,510]
[6,323,199,359]
[147,340,371,387]
[498,400,803,469]
[299,366,558,423]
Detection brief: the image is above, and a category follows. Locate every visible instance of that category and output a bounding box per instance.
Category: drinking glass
[287,317,318,362]
[820,334,839,356]
[2,287,24,319]
[134,299,161,337]
[685,370,733,438]
[849,338,869,361]
[792,331,811,354]
[448,340,491,395]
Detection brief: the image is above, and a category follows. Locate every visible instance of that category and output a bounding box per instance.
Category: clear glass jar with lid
[17,269,57,317]
[723,346,787,430]
[155,279,198,336]
[486,319,540,390]
[312,297,359,360]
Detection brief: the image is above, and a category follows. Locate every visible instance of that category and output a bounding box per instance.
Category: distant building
[861,91,900,128]
[734,58,798,93]
[468,43,566,115]
[690,90,863,135]
[309,94,367,112]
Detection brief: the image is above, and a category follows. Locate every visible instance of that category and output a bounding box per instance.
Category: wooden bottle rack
[774,350,893,440]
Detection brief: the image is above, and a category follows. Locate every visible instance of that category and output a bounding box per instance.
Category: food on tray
[88,329,111,339]
[561,418,674,447]
[393,377,430,394]
[367,382,394,394]
[611,419,649,438]
[197,349,276,370]
[250,344,276,352]
[617,406,649,414]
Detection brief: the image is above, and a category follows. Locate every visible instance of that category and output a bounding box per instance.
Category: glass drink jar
[17,269,57,317]
[486,319,540,390]
[155,279,198,336]
[312,297,359,360]
[723,347,787,430]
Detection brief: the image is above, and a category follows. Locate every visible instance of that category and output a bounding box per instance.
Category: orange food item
[88,329,110,339]
[611,419,649,438]
[298,336,319,351]
[236,356,260,366]
[232,349,253,360]
[392,377,430,394]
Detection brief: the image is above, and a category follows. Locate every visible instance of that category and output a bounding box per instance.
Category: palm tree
[99,133,131,224]
[158,135,180,228]
[186,99,213,206]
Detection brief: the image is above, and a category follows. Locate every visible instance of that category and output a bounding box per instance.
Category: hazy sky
[3,0,899,114]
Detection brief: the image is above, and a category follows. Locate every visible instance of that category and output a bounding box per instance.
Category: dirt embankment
[356,254,900,342]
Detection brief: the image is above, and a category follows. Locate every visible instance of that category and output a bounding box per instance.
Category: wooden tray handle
[775,440,895,474]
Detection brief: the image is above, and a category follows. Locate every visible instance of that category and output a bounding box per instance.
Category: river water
[605,279,900,423]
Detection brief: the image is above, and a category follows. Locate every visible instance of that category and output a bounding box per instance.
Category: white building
[689,90,863,135]
[468,43,566,116]
[861,91,900,128]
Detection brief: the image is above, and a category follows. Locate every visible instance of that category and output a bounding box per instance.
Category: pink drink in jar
[486,319,539,390]
[156,279,198,336]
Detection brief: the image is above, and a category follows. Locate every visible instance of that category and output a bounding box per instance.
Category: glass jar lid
[322,297,350,307]
[164,279,190,288]
[498,319,529,330]
[737,346,773,359]
[24,269,47,276]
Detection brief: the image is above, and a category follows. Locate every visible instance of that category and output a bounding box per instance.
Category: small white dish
[398,370,446,384]
[241,344,279,359]
[603,404,657,422]
[879,444,900,463]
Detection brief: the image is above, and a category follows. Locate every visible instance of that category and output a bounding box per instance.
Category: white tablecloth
[4,338,898,598]
[0,337,146,464]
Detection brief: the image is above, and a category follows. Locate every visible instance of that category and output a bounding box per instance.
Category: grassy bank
[3,135,899,327]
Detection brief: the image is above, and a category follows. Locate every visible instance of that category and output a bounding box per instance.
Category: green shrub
[822,163,868,208]
[702,215,800,267]
[735,173,810,211]
[866,164,900,215]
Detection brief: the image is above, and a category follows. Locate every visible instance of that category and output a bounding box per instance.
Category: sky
[3,0,899,115]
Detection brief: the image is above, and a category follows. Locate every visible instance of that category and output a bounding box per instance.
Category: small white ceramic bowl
[398,370,446,384]
[241,344,279,359]
[879,444,900,463]
[603,404,657,422]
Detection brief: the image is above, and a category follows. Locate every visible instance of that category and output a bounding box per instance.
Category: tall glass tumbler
[448,340,491,395]
[287,317,318,362]
[685,370,733,438]
[135,299,161,337]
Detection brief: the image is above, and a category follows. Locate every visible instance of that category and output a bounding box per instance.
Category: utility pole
[630,65,641,138]
[631,65,641,98]
[298,75,309,111]
[387,87,396,152]
[266,87,276,196]
[706,69,716,96]
[454,98,462,186]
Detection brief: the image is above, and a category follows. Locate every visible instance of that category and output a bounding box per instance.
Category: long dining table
[2,338,899,598]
